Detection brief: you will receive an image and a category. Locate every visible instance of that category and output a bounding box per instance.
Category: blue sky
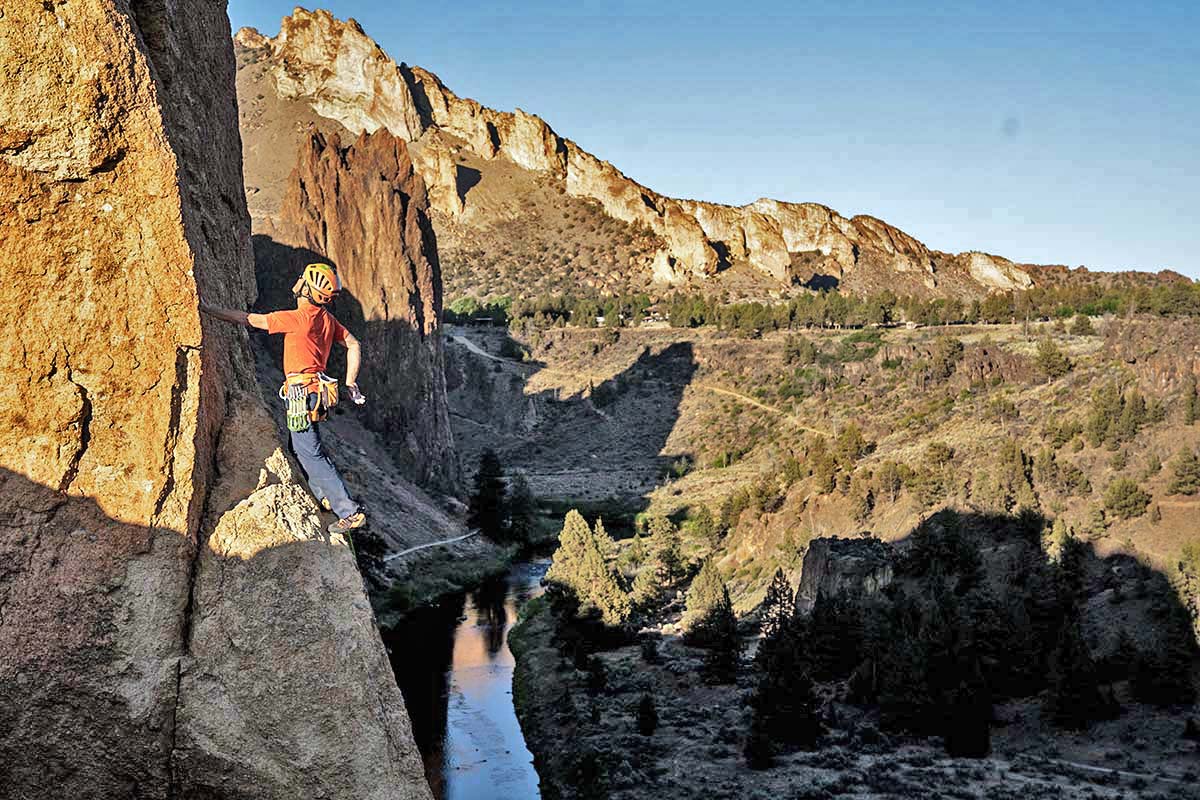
[228,1,1200,278]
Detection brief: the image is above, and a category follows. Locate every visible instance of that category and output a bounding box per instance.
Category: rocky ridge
[235,8,1037,298]
[0,4,430,798]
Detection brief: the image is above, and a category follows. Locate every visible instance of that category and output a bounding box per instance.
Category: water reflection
[386,561,548,800]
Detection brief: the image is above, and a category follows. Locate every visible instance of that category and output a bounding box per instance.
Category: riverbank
[388,561,549,800]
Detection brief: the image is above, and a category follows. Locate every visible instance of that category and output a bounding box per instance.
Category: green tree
[1035,337,1071,380]
[700,586,742,683]
[468,449,507,538]
[649,517,684,585]
[1167,449,1200,495]
[1131,603,1197,707]
[1103,477,1150,519]
[1069,314,1095,335]
[1183,374,1199,425]
[751,628,821,749]
[1043,616,1115,730]
[636,692,658,736]
[545,510,631,625]
[682,559,726,638]
[506,472,538,544]
[756,568,794,667]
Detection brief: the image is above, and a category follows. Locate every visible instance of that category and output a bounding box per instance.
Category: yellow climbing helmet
[302,262,340,305]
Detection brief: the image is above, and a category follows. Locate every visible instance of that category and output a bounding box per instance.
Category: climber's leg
[290,423,359,519]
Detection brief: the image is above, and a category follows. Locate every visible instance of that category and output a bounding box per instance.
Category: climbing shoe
[328,511,367,535]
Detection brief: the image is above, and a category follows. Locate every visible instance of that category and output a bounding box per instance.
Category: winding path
[383,530,481,563]
[447,329,830,436]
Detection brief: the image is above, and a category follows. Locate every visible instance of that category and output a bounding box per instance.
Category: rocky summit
[235,7,1047,300]
[0,4,430,798]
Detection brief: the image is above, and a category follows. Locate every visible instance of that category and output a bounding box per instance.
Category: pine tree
[545,510,631,626]
[650,519,684,586]
[1043,615,1114,730]
[743,711,774,770]
[1184,374,1199,426]
[682,559,726,640]
[1070,314,1095,336]
[1103,477,1150,519]
[806,592,863,680]
[506,472,537,544]
[1035,337,1071,380]
[468,449,507,538]
[944,674,992,758]
[1167,449,1200,495]
[701,587,742,683]
[756,568,794,668]
[1131,603,1198,706]
[636,692,658,736]
[752,624,821,748]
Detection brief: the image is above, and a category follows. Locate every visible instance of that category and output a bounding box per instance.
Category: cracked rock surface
[0,3,430,798]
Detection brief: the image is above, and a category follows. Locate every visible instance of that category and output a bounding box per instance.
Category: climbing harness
[279,372,340,432]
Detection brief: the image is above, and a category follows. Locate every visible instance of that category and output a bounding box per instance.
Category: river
[385,560,548,800]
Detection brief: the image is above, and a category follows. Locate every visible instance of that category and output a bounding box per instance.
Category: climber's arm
[199,303,269,330]
[343,331,361,387]
[339,331,366,405]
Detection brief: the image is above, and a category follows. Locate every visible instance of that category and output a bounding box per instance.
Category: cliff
[0,3,430,798]
[793,537,896,615]
[234,8,1038,299]
[256,129,458,492]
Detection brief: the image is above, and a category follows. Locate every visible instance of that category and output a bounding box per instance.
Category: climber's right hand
[348,383,367,406]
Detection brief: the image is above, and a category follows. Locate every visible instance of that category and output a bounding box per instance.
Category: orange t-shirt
[265,303,348,375]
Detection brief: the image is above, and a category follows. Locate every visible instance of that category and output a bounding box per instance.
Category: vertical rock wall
[0,3,431,798]
[260,129,458,492]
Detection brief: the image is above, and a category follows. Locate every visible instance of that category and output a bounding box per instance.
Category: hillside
[447,315,1200,614]
[228,8,1160,303]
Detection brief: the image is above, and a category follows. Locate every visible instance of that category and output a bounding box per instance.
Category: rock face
[234,8,1038,298]
[258,129,458,492]
[794,537,895,615]
[0,4,430,798]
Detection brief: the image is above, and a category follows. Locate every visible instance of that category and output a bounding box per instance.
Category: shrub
[1069,314,1096,336]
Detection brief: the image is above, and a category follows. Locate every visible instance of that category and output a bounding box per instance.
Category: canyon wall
[235,8,1035,298]
[0,3,430,798]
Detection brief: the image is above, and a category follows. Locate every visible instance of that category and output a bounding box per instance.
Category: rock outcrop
[794,537,895,615]
[234,8,1037,298]
[0,3,430,798]
[256,129,458,492]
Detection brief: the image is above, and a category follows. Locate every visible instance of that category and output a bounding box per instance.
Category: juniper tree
[1070,314,1095,336]
[545,509,631,625]
[1131,602,1198,707]
[1184,374,1199,425]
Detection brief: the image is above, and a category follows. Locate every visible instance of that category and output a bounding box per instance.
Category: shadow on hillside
[450,334,700,533]
[780,508,1197,729]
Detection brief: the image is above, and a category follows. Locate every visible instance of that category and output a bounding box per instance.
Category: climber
[199,262,369,535]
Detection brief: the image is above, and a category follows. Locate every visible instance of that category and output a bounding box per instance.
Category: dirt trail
[383,530,481,562]
[448,329,829,436]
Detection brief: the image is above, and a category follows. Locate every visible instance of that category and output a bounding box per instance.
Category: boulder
[794,537,895,615]
[0,4,430,798]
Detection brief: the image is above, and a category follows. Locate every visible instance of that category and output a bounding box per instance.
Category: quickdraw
[279,372,340,432]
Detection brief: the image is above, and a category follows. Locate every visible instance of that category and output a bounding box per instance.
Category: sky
[228,1,1200,278]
